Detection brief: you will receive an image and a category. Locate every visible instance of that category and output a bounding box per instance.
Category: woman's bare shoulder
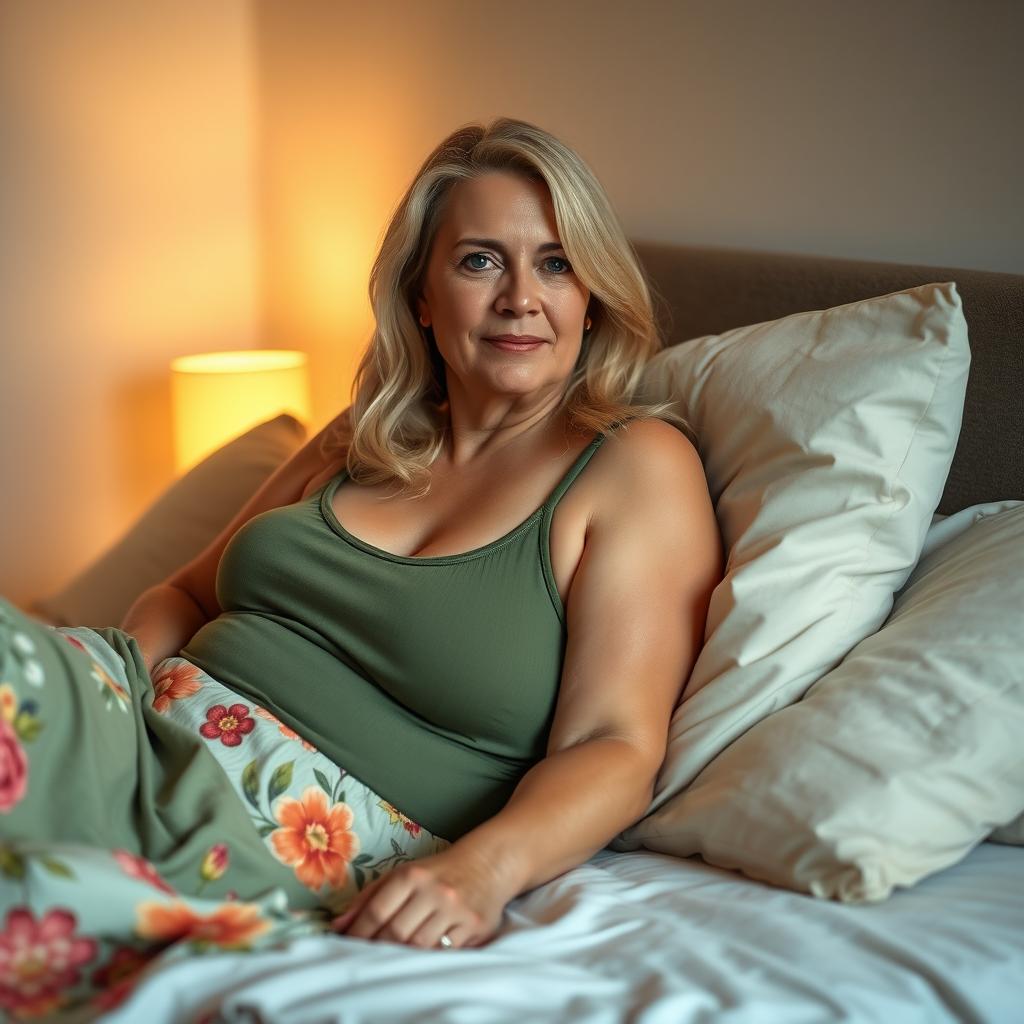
[600,416,699,468]
[589,417,707,522]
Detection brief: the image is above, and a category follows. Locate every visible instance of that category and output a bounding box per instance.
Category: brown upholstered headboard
[632,242,1024,517]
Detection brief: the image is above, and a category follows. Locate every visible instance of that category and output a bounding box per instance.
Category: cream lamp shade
[170,349,312,473]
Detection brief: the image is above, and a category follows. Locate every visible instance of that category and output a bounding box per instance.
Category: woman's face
[416,171,591,411]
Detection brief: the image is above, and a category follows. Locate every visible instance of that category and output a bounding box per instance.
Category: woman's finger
[345,874,417,940]
[330,875,383,931]
[413,915,472,951]
[378,887,441,945]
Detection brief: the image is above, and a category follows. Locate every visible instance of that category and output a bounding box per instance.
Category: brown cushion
[32,414,306,629]
[632,241,1024,515]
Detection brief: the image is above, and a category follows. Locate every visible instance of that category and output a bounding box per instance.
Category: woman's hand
[330,845,516,950]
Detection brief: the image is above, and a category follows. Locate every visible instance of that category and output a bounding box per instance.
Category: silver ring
[438,933,453,948]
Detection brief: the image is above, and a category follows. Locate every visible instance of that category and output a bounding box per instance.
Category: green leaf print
[39,857,74,879]
[242,759,261,811]
[353,865,365,888]
[13,712,42,743]
[0,846,26,879]
[390,838,403,857]
[353,853,372,865]
[257,823,277,838]
[313,768,332,796]
[267,761,294,805]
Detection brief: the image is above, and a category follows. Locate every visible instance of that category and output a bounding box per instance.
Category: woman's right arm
[119,582,209,675]
[120,408,351,673]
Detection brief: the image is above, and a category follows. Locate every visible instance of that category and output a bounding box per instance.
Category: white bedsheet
[106,841,1024,1024]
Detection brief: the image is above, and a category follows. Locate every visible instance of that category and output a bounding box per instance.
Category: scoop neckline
[318,433,604,566]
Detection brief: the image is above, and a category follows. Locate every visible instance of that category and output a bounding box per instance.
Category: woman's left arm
[335,422,724,947]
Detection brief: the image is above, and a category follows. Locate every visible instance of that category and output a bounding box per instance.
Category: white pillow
[628,502,1024,901]
[915,500,1024,848]
[612,281,971,853]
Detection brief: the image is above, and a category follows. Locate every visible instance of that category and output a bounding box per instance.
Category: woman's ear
[415,295,431,328]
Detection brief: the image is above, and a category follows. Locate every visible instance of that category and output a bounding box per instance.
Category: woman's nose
[495,264,541,315]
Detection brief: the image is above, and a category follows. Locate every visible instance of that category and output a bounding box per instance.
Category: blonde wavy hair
[321,116,692,497]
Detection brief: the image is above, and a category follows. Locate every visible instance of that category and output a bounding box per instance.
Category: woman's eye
[461,253,572,274]
[462,253,494,271]
[543,256,572,274]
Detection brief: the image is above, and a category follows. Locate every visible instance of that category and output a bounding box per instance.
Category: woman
[0,117,721,983]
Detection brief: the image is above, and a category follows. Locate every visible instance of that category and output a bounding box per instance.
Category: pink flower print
[199,704,255,747]
[0,907,98,1018]
[200,844,230,883]
[89,945,155,1011]
[0,718,28,813]
[112,850,176,895]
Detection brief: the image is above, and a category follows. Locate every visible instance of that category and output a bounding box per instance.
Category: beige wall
[254,0,1023,436]
[3,0,1021,612]
[0,1,260,609]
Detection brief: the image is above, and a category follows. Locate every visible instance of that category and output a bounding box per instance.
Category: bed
[89,842,1020,1024]
[21,243,1024,1023]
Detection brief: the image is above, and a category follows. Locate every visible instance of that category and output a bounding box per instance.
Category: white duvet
[105,840,1023,1024]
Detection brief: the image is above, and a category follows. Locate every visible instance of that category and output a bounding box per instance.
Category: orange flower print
[270,787,359,891]
[253,706,317,751]
[135,900,271,950]
[90,663,130,712]
[377,799,422,839]
[151,662,202,713]
[0,684,16,723]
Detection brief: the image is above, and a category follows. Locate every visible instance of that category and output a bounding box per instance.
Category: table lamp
[170,349,312,473]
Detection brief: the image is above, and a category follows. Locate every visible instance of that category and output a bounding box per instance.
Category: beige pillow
[32,414,306,629]
[635,502,1024,902]
[917,499,1024,849]
[612,281,971,854]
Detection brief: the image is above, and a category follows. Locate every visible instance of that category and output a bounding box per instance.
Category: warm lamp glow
[170,349,312,472]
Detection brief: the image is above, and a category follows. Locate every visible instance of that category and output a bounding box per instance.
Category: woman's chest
[325,441,605,608]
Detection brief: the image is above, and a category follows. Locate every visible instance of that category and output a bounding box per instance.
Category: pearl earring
[584,316,592,332]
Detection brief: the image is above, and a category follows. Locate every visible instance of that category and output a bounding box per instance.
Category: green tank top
[180,431,608,841]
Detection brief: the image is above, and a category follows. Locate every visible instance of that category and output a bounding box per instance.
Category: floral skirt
[0,595,450,1020]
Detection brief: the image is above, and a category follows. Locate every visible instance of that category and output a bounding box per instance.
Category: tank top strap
[542,431,608,513]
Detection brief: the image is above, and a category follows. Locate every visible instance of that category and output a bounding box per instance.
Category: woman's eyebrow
[453,237,565,253]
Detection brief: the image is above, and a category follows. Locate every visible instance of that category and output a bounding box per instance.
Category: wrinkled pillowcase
[32,413,307,629]
[612,281,971,856]
[634,501,1024,902]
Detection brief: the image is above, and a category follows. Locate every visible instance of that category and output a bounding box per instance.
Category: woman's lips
[485,337,546,352]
